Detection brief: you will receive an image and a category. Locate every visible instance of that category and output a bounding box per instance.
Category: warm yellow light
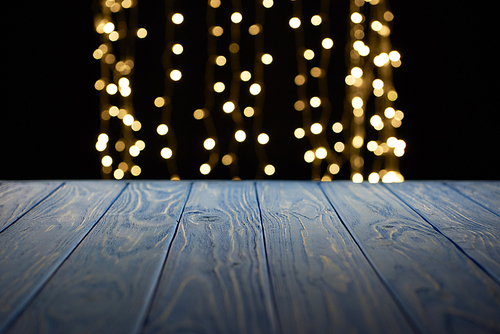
[352,96,363,109]
[294,100,305,111]
[101,155,113,167]
[114,169,124,180]
[203,138,216,150]
[310,123,323,134]
[103,22,115,34]
[210,26,223,36]
[310,67,323,78]
[223,101,235,113]
[131,165,141,176]
[209,0,221,8]
[310,97,321,108]
[122,0,132,8]
[382,171,403,183]
[304,150,315,163]
[129,145,140,157]
[161,147,172,159]
[329,164,340,175]
[98,133,109,143]
[172,44,183,55]
[135,140,145,151]
[193,109,205,120]
[371,20,382,31]
[352,173,363,183]
[240,70,252,81]
[115,140,125,152]
[372,79,384,90]
[389,50,401,62]
[131,121,141,131]
[315,147,327,159]
[157,124,168,135]
[264,164,275,175]
[257,133,269,145]
[106,83,118,95]
[109,31,119,41]
[367,141,378,152]
[374,53,389,67]
[311,15,322,26]
[222,154,233,165]
[294,128,305,139]
[248,24,262,35]
[200,163,211,175]
[123,114,134,126]
[352,135,364,148]
[93,49,103,59]
[229,43,239,53]
[370,115,383,128]
[322,38,334,49]
[394,148,405,157]
[137,28,147,38]
[118,161,129,172]
[231,12,243,24]
[384,107,395,118]
[351,12,363,24]
[215,55,227,66]
[368,172,380,183]
[170,69,182,81]
[94,79,105,91]
[249,83,261,95]
[261,53,273,65]
[263,0,273,8]
[289,17,301,29]
[244,106,254,117]
[294,74,306,86]
[235,130,246,142]
[172,13,184,24]
[387,137,398,148]
[304,49,315,60]
[332,122,343,133]
[154,97,165,108]
[384,11,394,21]
[118,77,129,87]
[214,82,225,93]
[388,91,398,101]
[120,86,131,97]
[334,142,345,152]
[345,75,355,85]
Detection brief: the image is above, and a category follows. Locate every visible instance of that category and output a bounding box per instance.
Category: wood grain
[142,181,277,334]
[321,182,500,334]
[0,181,63,233]
[445,181,500,217]
[257,181,414,334]
[0,181,126,333]
[5,182,191,334]
[386,181,500,284]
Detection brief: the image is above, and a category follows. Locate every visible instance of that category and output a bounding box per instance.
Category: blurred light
[352,173,363,183]
[294,100,305,111]
[351,12,363,23]
[172,13,184,24]
[231,12,242,24]
[102,155,113,167]
[118,77,129,87]
[229,43,239,53]
[384,107,395,118]
[372,79,384,89]
[387,137,398,148]
[310,67,323,78]
[118,162,129,172]
[131,121,141,131]
[103,22,115,34]
[310,97,321,108]
[204,138,216,150]
[315,147,327,159]
[334,142,345,152]
[332,122,343,133]
[394,148,405,157]
[157,124,168,135]
[257,133,269,144]
[223,101,235,113]
[388,91,398,101]
[135,140,145,150]
[250,83,261,95]
[131,165,141,176]
[294,128,305,139]
[120,86,131,97]
[115,140,125,152]
[93,49,103,59]
[370,115,382,127]
[367,140,378,151]
[210,26,223,36]
[322,38,334,49]
[209,0,221,8]
[329,164,340,175]
[263,164,275,177]
[170,69,182,81]
[114,169,124,180]
[129,145,140,157]
[240,70,252,81]
[193,109,205,120]
[122,0,132,8]
[352,96,363,109]
[394,110,404,120]
[294,74,306,86]
[154,97,165,108]
[371,21,382,31]
[235,130,246,142]
[123,114,134,126]
[374,53,389,67]
[384,11,394,21]
[106,83,118,95]
[261,53,273,64]
[214,82,225,93]
[200,163,211,175]
[161,147,172,159]
[249,24,262,35]
[244,106,254,117]
[94,79,105,91]
[345,75,355,85]
[215,55,227,66]
[262,0,273,8]
[137,28,147,38]
[311,15,322,26]
[389,50,401,61]
[172,44,183,55]
[304,49,315,60]
[222,154,233,165]
[352,135,364,148]
[304,150,315,163]
[98,133,109,143]
[289,17,301,29]
[109,31,119,41]
[382,171,403,183]
[368,172,380,183]
[310,123,323,134]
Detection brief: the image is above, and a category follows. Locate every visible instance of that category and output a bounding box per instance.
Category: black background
[2,1,498,180]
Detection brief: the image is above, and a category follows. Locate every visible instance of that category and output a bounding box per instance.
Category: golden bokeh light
[172,13,184,25]
[200,163,211,175]
[294,128,305,139]
[231,12,242,24]
[203,138,216,150]
[264,164,275,175]
[172,43,183,55]
[257,133,269,145]
[137,28,147,38]
[261,53,273,65]
[154,97,165,108]
[157,124,168,135]
[332,122,343,133]
[170,69,182,81]
[235,130,246,142]
[310,123,323,134]
[249,83,262,95]
[161,147,173,159]
[289,17,301,29]
[243,106,254,117]
[311,15,322,26]
[223,101,235,113]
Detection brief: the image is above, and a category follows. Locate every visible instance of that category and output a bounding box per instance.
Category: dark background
[2,1,498,180]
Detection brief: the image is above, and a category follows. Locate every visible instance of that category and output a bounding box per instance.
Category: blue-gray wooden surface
[0,180,499,334]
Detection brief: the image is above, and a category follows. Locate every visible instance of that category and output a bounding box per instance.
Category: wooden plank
[0,181,63,233]
[257,181,414,334]
[142,181,277,334]
[0,181,126,333]
[386,181,500,284]
[321,182,500,334]
[445,181,500,217]
[5,182,191,334]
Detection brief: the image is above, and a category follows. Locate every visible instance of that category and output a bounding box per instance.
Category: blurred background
[2,1,498,180]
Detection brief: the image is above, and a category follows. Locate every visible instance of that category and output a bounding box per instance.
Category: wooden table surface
[0,181,499,334]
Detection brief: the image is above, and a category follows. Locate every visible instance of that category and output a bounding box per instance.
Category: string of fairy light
[93,0,146,179]
[93,0,404,182]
